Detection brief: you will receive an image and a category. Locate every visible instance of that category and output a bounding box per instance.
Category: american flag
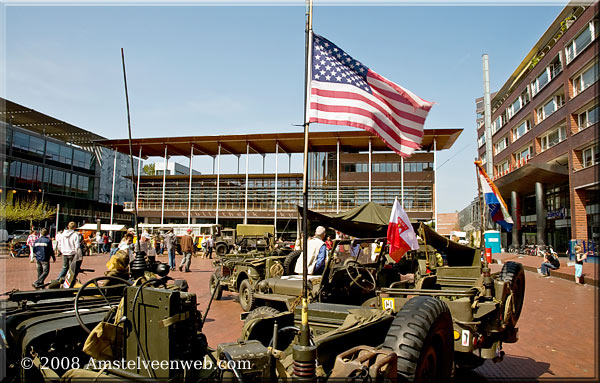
[308,34,433,157]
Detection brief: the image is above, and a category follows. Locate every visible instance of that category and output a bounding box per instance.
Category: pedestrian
[574,245,587,284]
[294,233,303,251]
[179,229,194,272]
[57,222,80,280]
[118,233,135,261]
[55,229,63,256]
[538,248,560,277]
[32,228,55,289]
[165,229,177,269]
[102,232,109,253]
[27,229,39,263]
[206,235,214,259]
[153,234,162,255]
[294,226,327,275]
[95,231,102,253]
[325,236,333,250]
[200,236,207,258]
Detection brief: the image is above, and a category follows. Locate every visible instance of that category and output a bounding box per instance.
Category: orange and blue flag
[476,163,513,232]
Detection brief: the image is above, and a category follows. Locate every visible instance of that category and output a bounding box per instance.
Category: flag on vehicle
[308,33,434,157]
[476,162,513,232]
[387,197,419,262]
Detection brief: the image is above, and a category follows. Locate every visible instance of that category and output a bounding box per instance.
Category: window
[12,131,30,151]
[478,133,485,148]
[531,55,562,96]
[515,145,532,164]
[45,142,61,162]
[508,89,530,118]
[537,94,564,122]
[512,120,531,142]
[59,145,73,165]
[495,161,509,176]
[573,62,599,97]
[28,136,45,155]
[582,145,599,168]
[540,125,567,151]
[492,112,507,134]
[73,150,87,168]
[577,104,599,131]
[494,136,508,155]
[566,20,599,64]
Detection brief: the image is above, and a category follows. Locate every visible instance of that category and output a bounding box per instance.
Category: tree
[1,199,57,226]
[143,163,155,175]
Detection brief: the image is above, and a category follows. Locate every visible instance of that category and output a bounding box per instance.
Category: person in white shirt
[57,222,80,280]
[294,226,328,275]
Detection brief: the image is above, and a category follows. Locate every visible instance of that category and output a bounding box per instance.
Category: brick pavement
[1,253,597,381]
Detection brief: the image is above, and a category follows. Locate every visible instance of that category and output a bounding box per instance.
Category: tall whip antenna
[121,48,140,243]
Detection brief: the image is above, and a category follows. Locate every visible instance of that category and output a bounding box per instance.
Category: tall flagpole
[294,0,317,379]
[475,161,493,298]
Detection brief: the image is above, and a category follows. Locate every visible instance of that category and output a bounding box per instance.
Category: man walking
[32,228,55,289]
[206,235,214,259]
[165,229,177,269]
[179,229,194,272]
[57,222,80,280]
[294,226,328,275]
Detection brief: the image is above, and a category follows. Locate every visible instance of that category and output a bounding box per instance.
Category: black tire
[244,306,281,325]
[209,272,223,300]
[215,242,228,257]
[239,279,255,312]
[500,261,525,328]
[283,250,302,275]
[382,296,454,382]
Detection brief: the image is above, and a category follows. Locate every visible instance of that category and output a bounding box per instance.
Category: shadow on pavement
[459,355,553,382]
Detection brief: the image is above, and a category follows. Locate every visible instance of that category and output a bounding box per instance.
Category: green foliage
[1,199,57,224]
[143,163,155,175]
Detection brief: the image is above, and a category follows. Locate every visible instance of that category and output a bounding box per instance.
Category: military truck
[209,224,295,311]
[245,223,526,374]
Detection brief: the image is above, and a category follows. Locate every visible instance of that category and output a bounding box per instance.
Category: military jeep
[209,224,295,311]
[247,223,526,377]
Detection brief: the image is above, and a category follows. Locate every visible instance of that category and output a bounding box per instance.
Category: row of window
[7,127,95,171]
[342,162,434,173]
[7,160,94,199]
[488,20,598,139]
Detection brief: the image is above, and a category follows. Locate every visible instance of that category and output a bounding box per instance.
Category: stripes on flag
[308,34,433,157]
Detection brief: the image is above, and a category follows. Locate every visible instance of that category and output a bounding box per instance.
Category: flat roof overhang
[494,162,569,200]
[1,98,106,146]
[96,128,462,159]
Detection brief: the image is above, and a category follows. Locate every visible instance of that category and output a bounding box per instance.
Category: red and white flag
[308,33,433,157]
[387,197,419,262]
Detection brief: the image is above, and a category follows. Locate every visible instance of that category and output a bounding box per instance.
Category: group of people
[536,243,588,284]
[31,222,85,289]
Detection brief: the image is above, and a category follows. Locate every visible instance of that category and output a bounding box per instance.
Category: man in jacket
[179,229,194,272]
[165,229,177,269]
[33,228,55,288]
[57,222,80,280]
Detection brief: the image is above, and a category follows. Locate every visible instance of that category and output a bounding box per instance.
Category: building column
[336,140,340,213]
[433,137,437,228]
[274,143,279,235]
[571,188,588,242]
[110,150,118,225]
[244,143,249,224]
[136,146,142,211]
[187,145,194,225]
[401,157,404,206]
[535,182,546,245]
[511,191,520,246]
[161,146,168,225]
[216,144,221,225]
[368,139,372,202]
[288,154,292,173]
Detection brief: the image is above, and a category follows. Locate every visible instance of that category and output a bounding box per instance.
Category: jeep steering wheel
[74,276,132,333]
[345,261,376,292]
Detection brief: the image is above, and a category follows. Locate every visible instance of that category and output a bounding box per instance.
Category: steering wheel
[74,276,132,333]
[345,261,376,292]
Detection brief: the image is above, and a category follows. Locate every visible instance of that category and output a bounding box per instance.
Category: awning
[77,224,127,232]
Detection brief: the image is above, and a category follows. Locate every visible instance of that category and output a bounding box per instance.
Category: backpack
[549,254,560,268]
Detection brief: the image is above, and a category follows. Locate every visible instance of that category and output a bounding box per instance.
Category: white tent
[77,224,127,232]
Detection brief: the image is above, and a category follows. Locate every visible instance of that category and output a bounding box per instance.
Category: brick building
[477,1,599,252]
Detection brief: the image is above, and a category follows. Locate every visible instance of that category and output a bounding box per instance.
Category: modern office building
[1,98,137,233]
[99,128,462,234]
[153,161,201,176]
[477,1,598,252]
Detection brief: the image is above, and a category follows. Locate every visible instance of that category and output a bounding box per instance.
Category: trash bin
[484,231,501,254]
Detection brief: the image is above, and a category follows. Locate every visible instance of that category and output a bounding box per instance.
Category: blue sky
[4,3,566,213]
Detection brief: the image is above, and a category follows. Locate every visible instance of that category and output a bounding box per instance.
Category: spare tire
[215,242,228,257]
[283,250,302,275]
[500,261,525,328]
[239,279,256,312]
[244,306,281,325]
[382,296,453,382]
